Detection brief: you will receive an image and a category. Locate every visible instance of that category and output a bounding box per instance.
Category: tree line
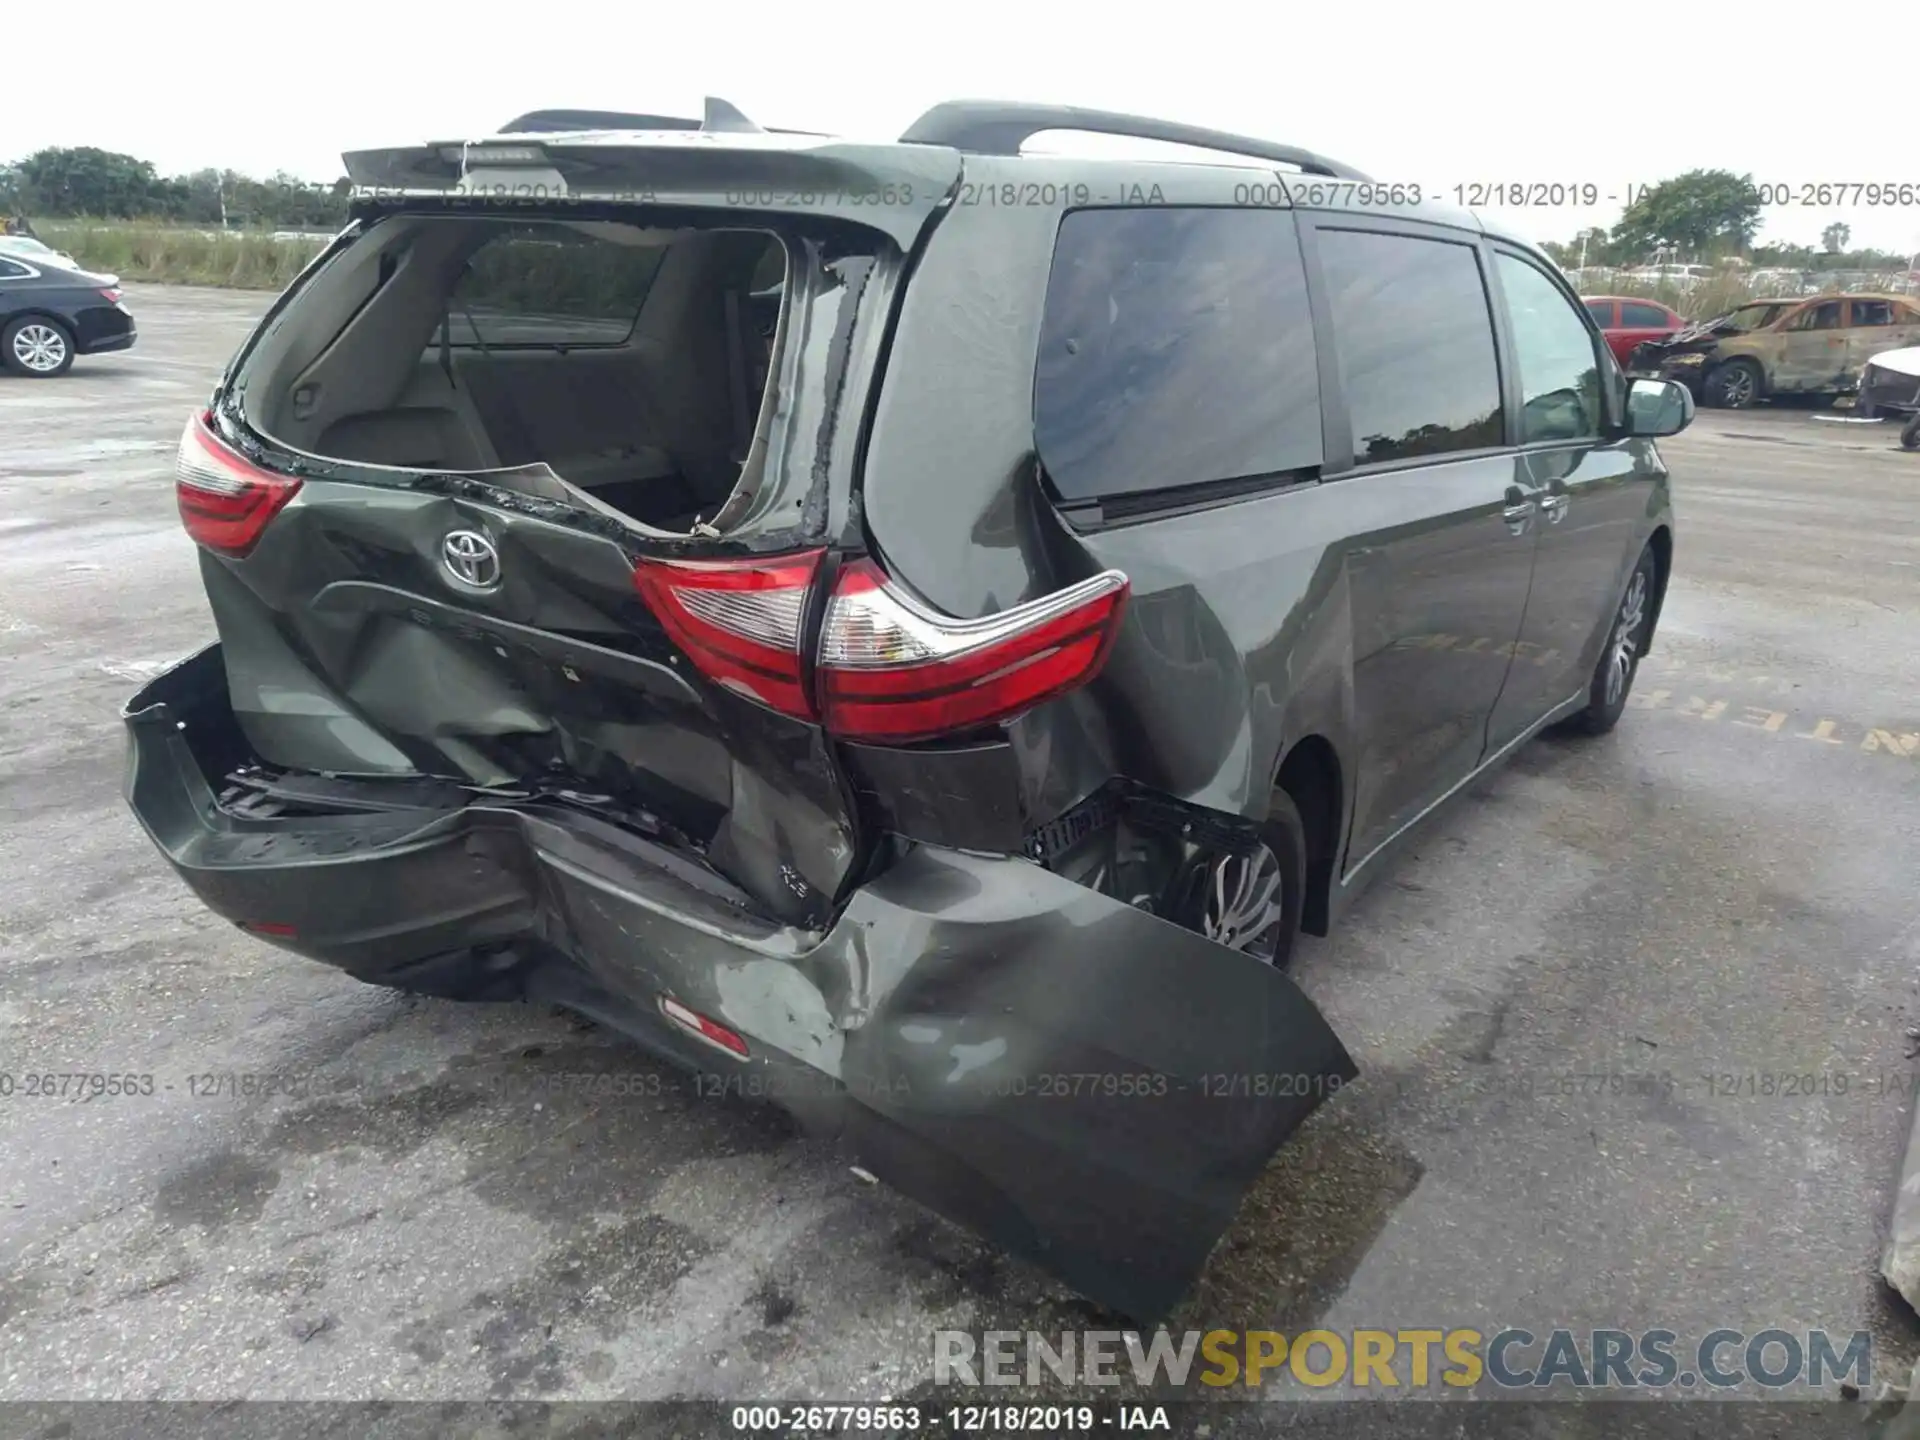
[6,148,1917,273]
[0,147,349,229]
[1539,168,1913,272]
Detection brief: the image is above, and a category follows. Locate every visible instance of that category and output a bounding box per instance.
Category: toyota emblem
[442,529,501,589]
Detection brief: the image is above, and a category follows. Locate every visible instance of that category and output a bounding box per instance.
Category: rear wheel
[1569,546,1657,736]
[1179,792,1307,967]
[3,316,74,377]
[1704,359,1760,409]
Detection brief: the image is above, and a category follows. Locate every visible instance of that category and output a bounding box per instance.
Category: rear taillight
[631,550,1130,742]
[99,287,122,303]
[632,550,823,717]
[817,561,1129,742]
[175,410,301,557]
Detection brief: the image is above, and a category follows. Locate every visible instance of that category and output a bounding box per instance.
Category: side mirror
[1626,377,1694,437]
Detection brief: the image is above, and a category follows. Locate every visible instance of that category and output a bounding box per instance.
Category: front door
[1772,298,1849,392]
[1484,250,1647,750]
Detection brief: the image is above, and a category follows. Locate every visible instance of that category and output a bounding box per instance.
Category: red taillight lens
[817,560,1130,743]
[99,287,123,303]
[631,549,1130,742]
[175,411,302,557]
[632,550,823,718]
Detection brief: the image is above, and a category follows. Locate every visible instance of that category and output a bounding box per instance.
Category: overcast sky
[21,1,1920,258]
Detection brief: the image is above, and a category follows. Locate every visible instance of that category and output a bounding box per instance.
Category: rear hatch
[180,130,962,926]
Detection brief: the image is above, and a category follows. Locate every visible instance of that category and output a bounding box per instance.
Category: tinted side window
[1034,208,1322,503]
[1621,301,1671,327]
[0,258,28,280]
[1316,229,1502,465]
[1496,253,1603,444]
[1584,300,1615,326]
[1851,299,1895,326]
[443,223,670,347]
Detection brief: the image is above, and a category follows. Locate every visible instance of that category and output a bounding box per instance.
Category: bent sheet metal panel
[125,649,1356,1324]
[822,847,1357,1324]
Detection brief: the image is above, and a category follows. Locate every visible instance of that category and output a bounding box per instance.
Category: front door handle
[1502,489,1536,535]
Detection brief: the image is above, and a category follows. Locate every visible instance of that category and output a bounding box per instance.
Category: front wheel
[3,316,75,377]
[1568,546,1657,737]
[1704,359,1761,409]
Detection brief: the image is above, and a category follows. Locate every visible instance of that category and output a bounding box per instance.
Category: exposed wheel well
[1275,735,1341,937]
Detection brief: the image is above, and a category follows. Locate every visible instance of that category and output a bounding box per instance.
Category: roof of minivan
[464,121,1504,243]
[372,99,1581,259]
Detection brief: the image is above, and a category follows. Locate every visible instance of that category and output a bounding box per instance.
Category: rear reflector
[658,996,750,1058]
[176,411,302,557]
[238,920,297,937]
[632,549,1129,742]
[818,561,1130,743]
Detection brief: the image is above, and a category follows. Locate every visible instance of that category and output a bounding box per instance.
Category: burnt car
[1632,293,1920,408]
[122,98,1689,1324]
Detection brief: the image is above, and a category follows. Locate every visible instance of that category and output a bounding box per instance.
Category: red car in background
[1584,296,1686,367]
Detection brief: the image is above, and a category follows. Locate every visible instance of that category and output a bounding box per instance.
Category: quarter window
[1496,253,1604,444]
[0,258,29,279]
[1851,299,1896,326]
[1315,229,1503,465]
[1034,207,1323,503]
[440,222,670,348]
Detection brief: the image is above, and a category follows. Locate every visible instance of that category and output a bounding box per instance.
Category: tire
[1173,791,1307,968]
[2,315,75,377]
[1902,414,1920,451]
[1703,359,1761,409]
[1569,546,1657,736]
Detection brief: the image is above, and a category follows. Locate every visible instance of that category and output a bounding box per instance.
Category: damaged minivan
[123,99,1688,1324]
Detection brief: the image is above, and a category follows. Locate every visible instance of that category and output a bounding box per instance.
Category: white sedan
[1855,344,1920,447]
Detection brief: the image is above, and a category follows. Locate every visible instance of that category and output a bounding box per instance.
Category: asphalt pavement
[3,285,1920,1409]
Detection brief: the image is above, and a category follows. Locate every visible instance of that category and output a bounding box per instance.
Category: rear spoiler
[500,98,830,139]
[341,114,959,250]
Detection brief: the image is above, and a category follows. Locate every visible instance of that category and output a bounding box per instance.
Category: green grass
[37,221,326,289]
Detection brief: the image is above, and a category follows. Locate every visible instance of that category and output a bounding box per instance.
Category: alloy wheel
[1605,568,1649,709]
[1719,367,1755,407]
[1202,844,1286,962]
[11,323,67,373]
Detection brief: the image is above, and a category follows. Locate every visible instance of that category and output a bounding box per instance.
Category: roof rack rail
[897,100,1369,180]
[500,97,828,138]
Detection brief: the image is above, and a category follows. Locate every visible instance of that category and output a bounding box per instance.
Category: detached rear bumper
[124,643,1355,1324]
